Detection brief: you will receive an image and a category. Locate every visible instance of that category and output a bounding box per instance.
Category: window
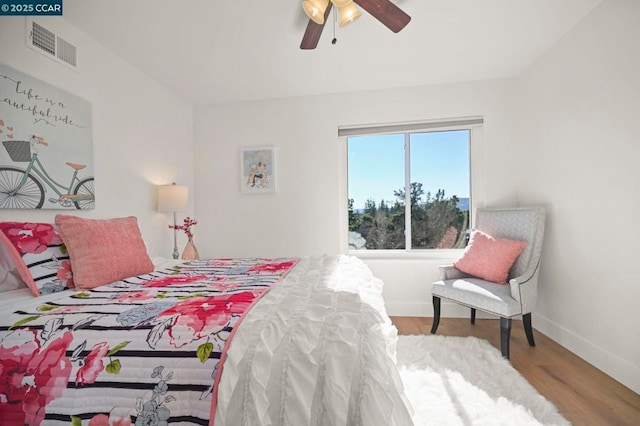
[343,118,481,251]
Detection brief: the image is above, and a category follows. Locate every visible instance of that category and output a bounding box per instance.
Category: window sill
[348,249,463,262]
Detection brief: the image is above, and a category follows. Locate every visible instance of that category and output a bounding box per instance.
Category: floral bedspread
[0,258,298,425]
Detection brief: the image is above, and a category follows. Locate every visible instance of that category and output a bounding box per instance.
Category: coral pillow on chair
[453,229,527,283]
[55,215,154,290]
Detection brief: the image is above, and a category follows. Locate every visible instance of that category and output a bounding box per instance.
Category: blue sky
[347,130,470,210]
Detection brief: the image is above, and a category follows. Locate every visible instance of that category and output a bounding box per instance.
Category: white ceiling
[63,0,602,105]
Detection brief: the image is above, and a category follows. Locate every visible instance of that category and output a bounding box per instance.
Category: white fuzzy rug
[396,335,570,426]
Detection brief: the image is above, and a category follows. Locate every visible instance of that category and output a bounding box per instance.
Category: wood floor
[390,316,640,425]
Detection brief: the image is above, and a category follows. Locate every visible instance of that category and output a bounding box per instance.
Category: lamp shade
[302,0,329,25]
[339,2,361,27]
[157,184,188,212]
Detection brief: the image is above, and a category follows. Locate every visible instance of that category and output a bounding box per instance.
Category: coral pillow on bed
[0,222,74,296]
[55,215,154,290]
[453,229,527,283]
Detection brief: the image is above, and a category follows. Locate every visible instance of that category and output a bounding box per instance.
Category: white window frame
[338,117,484,259]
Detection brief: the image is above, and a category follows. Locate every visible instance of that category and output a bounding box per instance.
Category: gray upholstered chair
[430,206,546,359]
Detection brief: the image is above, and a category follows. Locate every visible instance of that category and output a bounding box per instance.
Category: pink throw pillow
[0,231,29,293]
[453,229,527,283]
[55,215,154,290]
[0,222,74,296]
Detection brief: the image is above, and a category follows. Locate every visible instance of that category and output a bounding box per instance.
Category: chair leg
[470,308,476,325]
[500,317,512,359]
[431,296,441,334]
[523,313,536,347]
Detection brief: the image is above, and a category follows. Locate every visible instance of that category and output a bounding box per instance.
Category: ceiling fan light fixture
[338,2,361,27]
[302,0,330,25]
[300,0,411,50]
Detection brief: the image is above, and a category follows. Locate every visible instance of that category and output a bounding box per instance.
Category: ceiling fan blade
[354,0,411,33]
[300,3,333,50]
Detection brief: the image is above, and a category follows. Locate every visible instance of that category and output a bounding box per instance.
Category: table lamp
[157,182,189,259]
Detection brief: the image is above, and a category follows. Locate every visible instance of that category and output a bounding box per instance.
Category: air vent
[26,19,77,69]
[56,36,77,67]
[32,22,55,55]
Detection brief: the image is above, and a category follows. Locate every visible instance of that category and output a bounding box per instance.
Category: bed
[0,218,413,425]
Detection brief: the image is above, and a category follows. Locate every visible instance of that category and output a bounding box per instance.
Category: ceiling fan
[300,0,411,49]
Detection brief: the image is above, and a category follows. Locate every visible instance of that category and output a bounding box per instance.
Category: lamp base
[171,213,179,259]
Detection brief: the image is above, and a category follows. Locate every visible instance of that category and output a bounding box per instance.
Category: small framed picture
[240,146,276,193]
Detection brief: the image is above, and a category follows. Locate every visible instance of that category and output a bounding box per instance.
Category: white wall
[0,16,194,257]
[194,80,520,314]
[512,0,640,393]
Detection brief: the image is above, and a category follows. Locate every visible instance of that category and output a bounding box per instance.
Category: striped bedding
[0,255,413,425]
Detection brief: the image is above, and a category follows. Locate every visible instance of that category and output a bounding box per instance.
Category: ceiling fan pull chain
[332,6,337,45]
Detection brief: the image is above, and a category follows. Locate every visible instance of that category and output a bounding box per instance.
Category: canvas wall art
[0,63,94,210]
[240,146,276,193]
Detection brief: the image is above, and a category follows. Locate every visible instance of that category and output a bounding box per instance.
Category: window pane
[348,134,405,249]
[409,130,470,249]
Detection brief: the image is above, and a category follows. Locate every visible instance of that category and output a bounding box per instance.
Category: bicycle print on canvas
[0,63,94,210]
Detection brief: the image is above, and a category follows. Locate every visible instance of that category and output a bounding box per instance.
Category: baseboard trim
[533,313,640,395]
[385,301,496,319]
